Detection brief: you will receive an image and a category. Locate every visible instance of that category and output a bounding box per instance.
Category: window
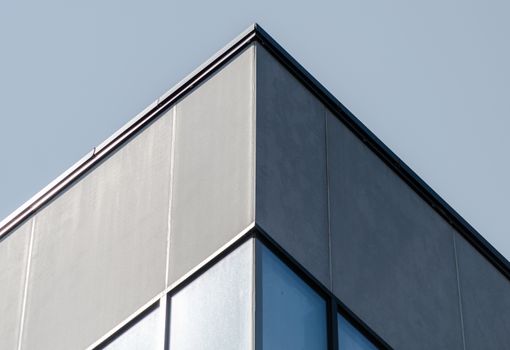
[258,242,328,350]
[168,239,254,350]
[338,313,378,350]
[102,304,164,350]
[92,236,385,350]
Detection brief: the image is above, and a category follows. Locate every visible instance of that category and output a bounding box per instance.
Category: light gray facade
[0,219,32,350]
[168,47,255,285]
[1,25,509,350]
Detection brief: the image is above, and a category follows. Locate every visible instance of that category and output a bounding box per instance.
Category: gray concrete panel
[168,46,255,285]
[255,45,330,288]
[0,220,32,350]
[456,234,510,349]
[327,112,463,350]
[21,111,173,350]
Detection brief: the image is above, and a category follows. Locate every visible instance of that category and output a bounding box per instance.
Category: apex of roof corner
[243,22,270,39]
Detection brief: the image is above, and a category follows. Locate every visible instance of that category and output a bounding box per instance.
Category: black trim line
[252,24,510,282]
[93,226,392,349]
[93,300,160,349]
[253,225,392,349]
[1,23,508,287]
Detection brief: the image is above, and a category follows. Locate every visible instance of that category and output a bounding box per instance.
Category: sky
[1,0,509,259]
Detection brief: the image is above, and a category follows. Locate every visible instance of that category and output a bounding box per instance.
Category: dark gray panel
[0,220,32,350]
[21,111,173,350]
[256,45,330,288]
[456,234,510,349]
[169,46,255,285]
[327,112,463,350]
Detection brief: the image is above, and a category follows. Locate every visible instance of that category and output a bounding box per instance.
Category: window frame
[253,226,391,350]
[91,227,392,350]
[255,239,329,350]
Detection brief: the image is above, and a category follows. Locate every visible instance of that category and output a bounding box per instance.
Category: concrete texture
[0,220,32,350]
[256,45,330,288]
[168,45,255,285]
[20,111,173,350]
[456,234,510,350]
[2,32,510,350]
[327,111,464,350]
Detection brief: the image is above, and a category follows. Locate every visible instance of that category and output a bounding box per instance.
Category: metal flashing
[1,23,508,288]
[0,25,256,239]
[251,24,510,283]
[252,224,392,349]
[90,225,392,349]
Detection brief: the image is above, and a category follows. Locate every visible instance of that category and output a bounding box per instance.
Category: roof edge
[1,24,509,285]
[0,24,258,239]
[253,24,510,281]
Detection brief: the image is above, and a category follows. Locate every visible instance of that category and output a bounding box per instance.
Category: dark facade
[1,25,509,350]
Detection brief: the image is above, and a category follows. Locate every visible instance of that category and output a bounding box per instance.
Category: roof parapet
[1,23,509,286]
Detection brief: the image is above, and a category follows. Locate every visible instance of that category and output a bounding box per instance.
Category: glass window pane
[103,305,164,350]
[259,243,327,350]
[169,239,254,350]
[338,313,377,350]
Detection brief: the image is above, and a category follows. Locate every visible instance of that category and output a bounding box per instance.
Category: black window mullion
[329,296,340,350]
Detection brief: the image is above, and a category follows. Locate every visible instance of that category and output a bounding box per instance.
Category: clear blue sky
[1,0,509,259]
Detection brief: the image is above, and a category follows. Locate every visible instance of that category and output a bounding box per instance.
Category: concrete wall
[255,44,510,349]
[0,220,33,350]
[21,109,173,350]
[326,111,463,349]
[168,45,255,285]
[456,234,510,350]
[256,45,330,288]
[1,44,255,350]
[2,39,509,350]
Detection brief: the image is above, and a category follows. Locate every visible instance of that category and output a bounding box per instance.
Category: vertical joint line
[324,108,333,289]
[453,232,467,350]
[251,43,257,224]
[324,110,336,350]
[17,218,36,350]
[165,108,177,288]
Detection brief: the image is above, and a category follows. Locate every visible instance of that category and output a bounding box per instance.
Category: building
[1,24,509,350]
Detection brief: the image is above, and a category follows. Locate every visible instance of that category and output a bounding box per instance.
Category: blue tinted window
[259,243,327,350]
[338,314,377,350]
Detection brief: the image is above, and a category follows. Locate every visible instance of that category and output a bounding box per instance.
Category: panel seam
[165,108,177,288]
[325,107,333,289]
[453,232,467,350]
[252,43,257,225]
[17,218,36,350]
[251,43,257,350]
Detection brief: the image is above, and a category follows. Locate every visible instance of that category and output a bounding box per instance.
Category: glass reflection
[259,243,327,350]
[169,239,254,350]
[338,313,377,350]
[103,305,164,350]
